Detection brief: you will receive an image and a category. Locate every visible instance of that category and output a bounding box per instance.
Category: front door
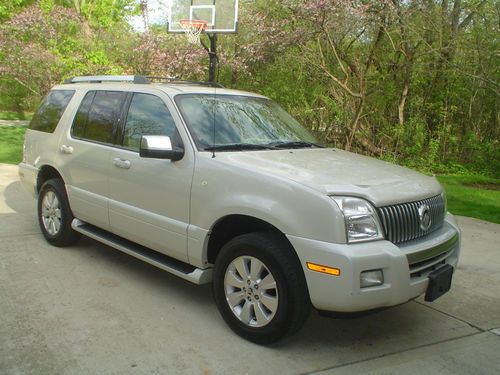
[108,90,193,262]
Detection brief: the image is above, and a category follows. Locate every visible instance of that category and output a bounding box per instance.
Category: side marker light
[307,262,341,276]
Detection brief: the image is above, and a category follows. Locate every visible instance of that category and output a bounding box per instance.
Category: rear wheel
[213,232,310,344]
[38,178,80,247]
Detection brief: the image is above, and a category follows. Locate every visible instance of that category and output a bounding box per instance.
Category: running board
[71,219,212,285]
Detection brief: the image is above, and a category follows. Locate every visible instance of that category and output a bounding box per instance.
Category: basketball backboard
[168,0,238,34]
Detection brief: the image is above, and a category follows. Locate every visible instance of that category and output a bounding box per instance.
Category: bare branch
[323,28,349,82]
[314,36,363,99]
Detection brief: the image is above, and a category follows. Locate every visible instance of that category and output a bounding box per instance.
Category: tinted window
[30,90,75,133]
[123,93,179,151]
[72,91,95,138]
[71,90,125,144]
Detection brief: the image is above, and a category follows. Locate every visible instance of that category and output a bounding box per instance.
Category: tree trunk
[346,96,365,151]
[398,67,410,125]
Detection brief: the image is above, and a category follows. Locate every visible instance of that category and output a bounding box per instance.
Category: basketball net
[179,19,208,44]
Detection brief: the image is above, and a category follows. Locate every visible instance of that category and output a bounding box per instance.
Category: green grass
[437,175,500,224]
[0,126,26,164]
[0,111,33,121]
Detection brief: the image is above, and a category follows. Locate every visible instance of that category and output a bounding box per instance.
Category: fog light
[360,269,384,288]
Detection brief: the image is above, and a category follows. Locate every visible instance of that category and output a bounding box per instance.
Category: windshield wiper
[204,143,279,151]
[267,141,324,149]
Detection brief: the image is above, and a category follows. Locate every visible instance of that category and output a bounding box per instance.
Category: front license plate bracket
[424,264,454,302]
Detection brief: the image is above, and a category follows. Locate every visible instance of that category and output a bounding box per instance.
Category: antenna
[212,83,217,158]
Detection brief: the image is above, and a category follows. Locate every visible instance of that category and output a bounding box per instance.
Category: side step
[71,219,212,285]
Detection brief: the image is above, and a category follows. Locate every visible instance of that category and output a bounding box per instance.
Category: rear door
[108,90,194,262]
[61,90,126,230]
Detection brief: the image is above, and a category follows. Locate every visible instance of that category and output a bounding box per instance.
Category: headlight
[332,197,384,243]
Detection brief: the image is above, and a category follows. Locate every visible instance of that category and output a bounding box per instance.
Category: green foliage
[0,126,26,164]
[438,175,500,224]
[78,0,138,29]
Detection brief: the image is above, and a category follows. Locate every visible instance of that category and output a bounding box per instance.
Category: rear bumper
[287,214,460,312]
[18,162,38,198]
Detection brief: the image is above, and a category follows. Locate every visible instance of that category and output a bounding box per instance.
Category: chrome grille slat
[397,205,404,243]
[390,206,399,243]
[408,202,415,240]
[415,202,421,238]
[381,207,390,239]
[430,196,437,228]
[399,204,406,241]
[377,195,445,244]
[403,203,411,241]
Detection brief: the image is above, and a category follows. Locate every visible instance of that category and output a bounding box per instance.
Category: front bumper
[287,214,460,312]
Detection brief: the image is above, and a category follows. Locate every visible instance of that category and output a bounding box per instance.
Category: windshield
[174,94,320,151]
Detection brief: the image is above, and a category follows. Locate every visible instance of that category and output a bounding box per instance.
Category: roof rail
[63,75,224,88]
[64,75,150,84]
[146,76,224,88]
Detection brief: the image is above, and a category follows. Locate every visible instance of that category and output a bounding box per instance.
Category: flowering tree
[128,31,206,78]
[0,5,86,108]
[0,2,136,110]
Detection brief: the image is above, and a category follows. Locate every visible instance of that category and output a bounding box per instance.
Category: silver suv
[19,75,460,344]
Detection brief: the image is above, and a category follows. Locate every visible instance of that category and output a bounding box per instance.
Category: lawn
[437,175,500,224]
[0,126,498,224]
[0,111,33,121]
[0,126,26,164]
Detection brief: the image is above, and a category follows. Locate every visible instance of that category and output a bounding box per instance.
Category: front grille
[409,250,451,278]
[407,233,458,278]
[377,195,445,244]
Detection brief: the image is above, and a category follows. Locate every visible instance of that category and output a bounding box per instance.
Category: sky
[128,0,170,31]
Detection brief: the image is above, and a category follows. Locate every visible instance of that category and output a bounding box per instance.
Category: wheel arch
[206,214,298,265]
[37,164,64,193]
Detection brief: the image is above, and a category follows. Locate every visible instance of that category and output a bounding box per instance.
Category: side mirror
[139,135,184,161]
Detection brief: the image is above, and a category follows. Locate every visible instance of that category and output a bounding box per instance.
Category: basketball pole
[201,34,218,83]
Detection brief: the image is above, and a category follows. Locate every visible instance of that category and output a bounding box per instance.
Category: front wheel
[213,232,310,344]
[38,178,81,247]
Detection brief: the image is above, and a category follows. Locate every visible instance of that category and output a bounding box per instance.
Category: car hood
[214,148,442,207]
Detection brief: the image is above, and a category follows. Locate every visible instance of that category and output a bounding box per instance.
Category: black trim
[115,92,133,146]
[139,146,185,161]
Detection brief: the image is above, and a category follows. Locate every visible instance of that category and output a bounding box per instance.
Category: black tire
[213,232,310,344]
[37,178,81,247]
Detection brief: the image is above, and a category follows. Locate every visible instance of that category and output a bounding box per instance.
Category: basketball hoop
[179,19,208,44]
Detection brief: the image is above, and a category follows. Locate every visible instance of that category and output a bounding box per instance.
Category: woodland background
[0,0,498,177]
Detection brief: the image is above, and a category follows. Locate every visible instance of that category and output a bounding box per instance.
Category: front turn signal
[307,262,341,276]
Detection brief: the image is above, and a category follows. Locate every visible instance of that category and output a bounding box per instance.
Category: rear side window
[29,90,75,133]
[71,90,125,144]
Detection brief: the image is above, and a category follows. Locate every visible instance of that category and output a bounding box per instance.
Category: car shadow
[73,237,430,352]
[4,180,34,214]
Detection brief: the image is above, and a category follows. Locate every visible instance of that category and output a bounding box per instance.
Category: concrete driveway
[1,163,499,375]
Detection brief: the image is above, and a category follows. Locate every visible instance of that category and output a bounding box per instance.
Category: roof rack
[146,76,224,88]
[64,75,149,84]
[63,75,224,88]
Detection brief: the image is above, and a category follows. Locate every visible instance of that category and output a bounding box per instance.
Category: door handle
[60,145,74,154]
[113,158,131,169]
